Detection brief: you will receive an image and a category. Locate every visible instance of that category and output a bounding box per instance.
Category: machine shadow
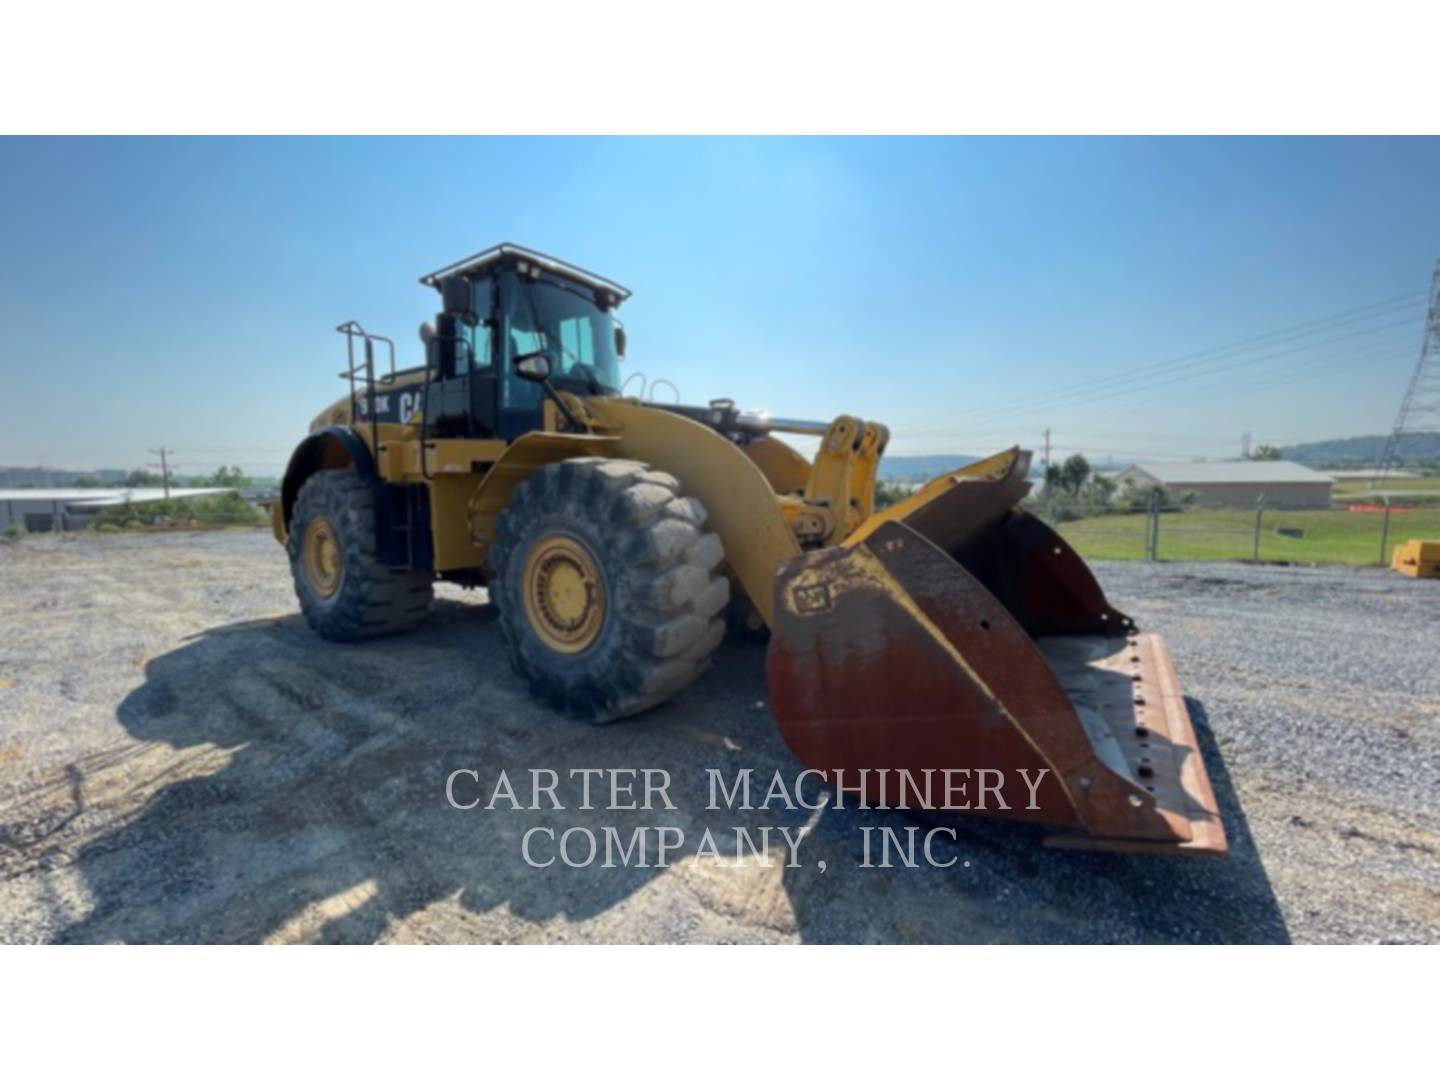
[54,599,799,943]
[781,694,1291,943]
[55,599,1288,944]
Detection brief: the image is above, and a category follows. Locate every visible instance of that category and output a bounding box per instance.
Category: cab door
[497,271,547,441]
[425,276,497,439]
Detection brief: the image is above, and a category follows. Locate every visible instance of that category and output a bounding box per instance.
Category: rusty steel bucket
[765,450,1227,855]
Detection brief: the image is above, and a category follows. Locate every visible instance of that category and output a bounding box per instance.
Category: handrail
[335,321,397,453]
[334,320,476,481]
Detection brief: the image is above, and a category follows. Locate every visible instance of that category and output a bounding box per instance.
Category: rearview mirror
[514,350,552,382]
[614,322,627,360]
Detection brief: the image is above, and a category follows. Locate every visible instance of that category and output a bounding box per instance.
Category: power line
[893,339,1417,450]
[899,290,1424,429]
[1072,341,1415,421]
[901,316,1419,434]
[1100,342,1414,418]
[892,342,1415,461]
[923,425,1260,445]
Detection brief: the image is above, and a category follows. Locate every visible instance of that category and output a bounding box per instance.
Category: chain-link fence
[1050,494,1440,566]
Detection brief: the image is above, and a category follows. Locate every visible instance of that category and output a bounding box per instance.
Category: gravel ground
[0,530,1436,944]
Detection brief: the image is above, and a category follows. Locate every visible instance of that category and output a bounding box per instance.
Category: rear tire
[287,469,434,641]
[489,457,729,723]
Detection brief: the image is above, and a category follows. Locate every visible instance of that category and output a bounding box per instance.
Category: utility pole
[1376,261,1440,486]
[148,446,174,498]
[1241,431,1252,460]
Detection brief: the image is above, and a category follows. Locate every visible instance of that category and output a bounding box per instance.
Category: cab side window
[502,280,544,410]
[556,315,595,375]
[510,323,545,358]
[464,279,495,372]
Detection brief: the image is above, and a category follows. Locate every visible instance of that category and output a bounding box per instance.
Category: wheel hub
[303,516,343,598]
[522,534,606,653]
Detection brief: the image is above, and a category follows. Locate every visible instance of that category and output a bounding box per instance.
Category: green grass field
[1059,505,1440,564]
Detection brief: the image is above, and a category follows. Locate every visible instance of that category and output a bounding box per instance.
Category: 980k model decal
[355,388,423,422]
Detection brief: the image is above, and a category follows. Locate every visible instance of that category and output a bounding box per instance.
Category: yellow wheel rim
[522,534,606,654]
[303,516,343,598]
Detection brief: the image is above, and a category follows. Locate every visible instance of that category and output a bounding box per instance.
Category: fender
[278,426,432,571]
[280,426,378,528]
[585,398,801,628]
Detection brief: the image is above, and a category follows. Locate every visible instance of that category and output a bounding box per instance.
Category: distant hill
[1278,433,1440,468]
[11,452,976,489]
[0,465,277,489]
[0,466,118,487]
[878,454,979,482]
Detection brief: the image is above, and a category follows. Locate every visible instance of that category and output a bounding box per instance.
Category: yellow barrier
[1391,538,1440,578]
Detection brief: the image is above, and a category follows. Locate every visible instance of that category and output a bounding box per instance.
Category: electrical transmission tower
[1377,262,1440,480]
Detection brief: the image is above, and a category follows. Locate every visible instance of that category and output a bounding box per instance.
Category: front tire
[287,469,434,641]
[489,457,729,723]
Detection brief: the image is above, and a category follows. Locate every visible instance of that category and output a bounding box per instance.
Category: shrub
[1117,481,1194,513]
[93,492,265,530]
[1033,471,1122,522]
[874,481,912,509]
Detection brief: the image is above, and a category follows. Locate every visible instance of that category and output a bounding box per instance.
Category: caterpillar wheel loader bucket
[765,452,1227,855]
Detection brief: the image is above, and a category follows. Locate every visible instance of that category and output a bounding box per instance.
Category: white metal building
[1114,462,1334,509]
[1326,469,1420,481]
[0,488,230,532]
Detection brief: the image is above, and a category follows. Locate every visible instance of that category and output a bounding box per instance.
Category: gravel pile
[0,531,1435,943]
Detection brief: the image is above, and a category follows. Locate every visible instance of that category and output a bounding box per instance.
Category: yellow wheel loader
[273,244,1226,855]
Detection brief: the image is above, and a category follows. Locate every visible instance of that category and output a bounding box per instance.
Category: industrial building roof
[1117,461,1333,485]
[1326,469,1419,480]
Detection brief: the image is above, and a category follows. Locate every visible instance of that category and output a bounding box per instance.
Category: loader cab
[420,245,630,442]
[417,275,498,439]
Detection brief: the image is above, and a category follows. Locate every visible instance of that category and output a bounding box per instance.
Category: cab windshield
[507,275,621,396]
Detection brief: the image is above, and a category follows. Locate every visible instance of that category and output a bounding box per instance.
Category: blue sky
[1,136,1437,476]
